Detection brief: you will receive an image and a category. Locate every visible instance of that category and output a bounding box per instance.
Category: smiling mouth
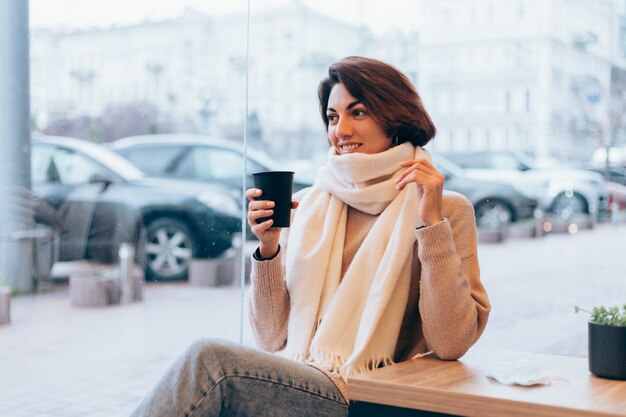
[340,143,363,153]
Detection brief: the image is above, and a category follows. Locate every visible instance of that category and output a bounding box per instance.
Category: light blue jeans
[130,339,348,417]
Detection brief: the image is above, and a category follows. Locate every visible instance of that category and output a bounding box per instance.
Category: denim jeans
[130,339,348,417]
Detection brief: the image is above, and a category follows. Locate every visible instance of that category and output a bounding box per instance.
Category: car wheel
[551,191,588,221]
[474,199,512,230]
[144,217,195,281]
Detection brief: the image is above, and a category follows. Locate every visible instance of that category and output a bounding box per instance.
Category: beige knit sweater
[247,190,491,401]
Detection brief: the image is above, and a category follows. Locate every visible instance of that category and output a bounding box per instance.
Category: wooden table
[348,349,626,417]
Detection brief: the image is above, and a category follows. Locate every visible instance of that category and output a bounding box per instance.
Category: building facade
[420,0,626,162]
[30,5,373,160]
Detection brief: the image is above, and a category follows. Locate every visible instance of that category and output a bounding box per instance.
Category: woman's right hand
[246,188,298,258]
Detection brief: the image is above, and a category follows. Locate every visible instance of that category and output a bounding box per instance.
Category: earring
[393,136,399,146]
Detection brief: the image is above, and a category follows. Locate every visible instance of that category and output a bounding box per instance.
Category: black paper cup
[252,171,294,228]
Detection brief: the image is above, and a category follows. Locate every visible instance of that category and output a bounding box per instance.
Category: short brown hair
[318,56,436,147]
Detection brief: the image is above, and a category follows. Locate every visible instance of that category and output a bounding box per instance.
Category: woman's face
[326,82,392,155]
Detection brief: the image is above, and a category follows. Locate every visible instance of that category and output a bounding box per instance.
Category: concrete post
[119,243,134,304]
[0,1,34,292]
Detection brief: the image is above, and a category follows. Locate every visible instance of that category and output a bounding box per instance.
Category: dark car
[109,134,312,193]
[434,154,539,229]
[32,135,242,281]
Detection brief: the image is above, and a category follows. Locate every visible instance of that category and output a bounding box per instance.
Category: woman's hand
[395,158,445,227]
[246,188,298,258]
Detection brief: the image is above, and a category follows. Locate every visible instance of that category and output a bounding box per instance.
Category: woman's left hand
[395,158,445,227]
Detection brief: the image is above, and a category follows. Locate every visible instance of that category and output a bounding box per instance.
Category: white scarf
[282,142,431,378]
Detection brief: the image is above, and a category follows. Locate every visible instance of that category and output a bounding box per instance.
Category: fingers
[396,160,431,185]
[250,218,274,236]
[246,188,298,236]
[245,188,262,201]
[247,188,299,209]
[396,159,444,191]
[247,199,275,238]
[247,200,274,224]
[400,158,436,169]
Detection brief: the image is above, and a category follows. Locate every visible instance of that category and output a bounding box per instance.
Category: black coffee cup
[252,171,294,228]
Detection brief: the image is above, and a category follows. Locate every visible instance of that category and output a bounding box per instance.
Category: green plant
[575,305,626,326]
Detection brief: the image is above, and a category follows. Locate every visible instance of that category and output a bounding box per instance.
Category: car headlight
[197,191,241,218]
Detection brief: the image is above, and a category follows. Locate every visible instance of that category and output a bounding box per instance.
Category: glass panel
[1,1,249,415]
[4,0,625,414]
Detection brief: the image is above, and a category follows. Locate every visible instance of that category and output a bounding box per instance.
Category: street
[0,222,625,416]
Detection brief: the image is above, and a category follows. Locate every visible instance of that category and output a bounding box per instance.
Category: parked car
[110,134,312,193]
[31,135,242,281]
[585,165,626,187]
[607,181,626,213]
[434,155,539,229]
[442,151,609,222]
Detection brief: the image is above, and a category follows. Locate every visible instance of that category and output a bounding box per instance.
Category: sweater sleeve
[246,244,290,352]
[415,192,491,360]
[246,188,310,353]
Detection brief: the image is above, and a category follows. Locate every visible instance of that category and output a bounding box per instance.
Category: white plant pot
[0,287,10,325]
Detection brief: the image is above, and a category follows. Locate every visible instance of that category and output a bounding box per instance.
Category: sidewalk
[0,282,254,417]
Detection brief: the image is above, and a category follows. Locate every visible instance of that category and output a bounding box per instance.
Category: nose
[335,116,353,138]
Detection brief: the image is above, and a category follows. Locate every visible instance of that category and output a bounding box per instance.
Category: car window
[490,154,524,170]
[121,145,186,176]
[32,144,58,184]
[182,146,264,182]
[50,147,110,185]
[445,154,483,169]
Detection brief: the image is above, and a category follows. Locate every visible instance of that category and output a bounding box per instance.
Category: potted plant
[575,305,626,380]
[0,278,10,325]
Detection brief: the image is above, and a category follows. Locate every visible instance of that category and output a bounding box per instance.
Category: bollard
[533,208,545,238]
[231,233,243,287]
[119,243,135,304]
[0,287,10,324]
[497,213,508,243]
[611,202,619,223]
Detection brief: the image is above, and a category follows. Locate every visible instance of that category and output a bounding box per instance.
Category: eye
[327,114,337,122]
[353,109,367,117]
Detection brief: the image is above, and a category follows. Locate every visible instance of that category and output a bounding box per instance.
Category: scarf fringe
[307,346,396,378]
[308,346,347,374]
[343,356,396,378]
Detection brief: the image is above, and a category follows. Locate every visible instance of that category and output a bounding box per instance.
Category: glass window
[3,1,624,415]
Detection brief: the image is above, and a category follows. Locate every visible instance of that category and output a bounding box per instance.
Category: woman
[131,56,490,417]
